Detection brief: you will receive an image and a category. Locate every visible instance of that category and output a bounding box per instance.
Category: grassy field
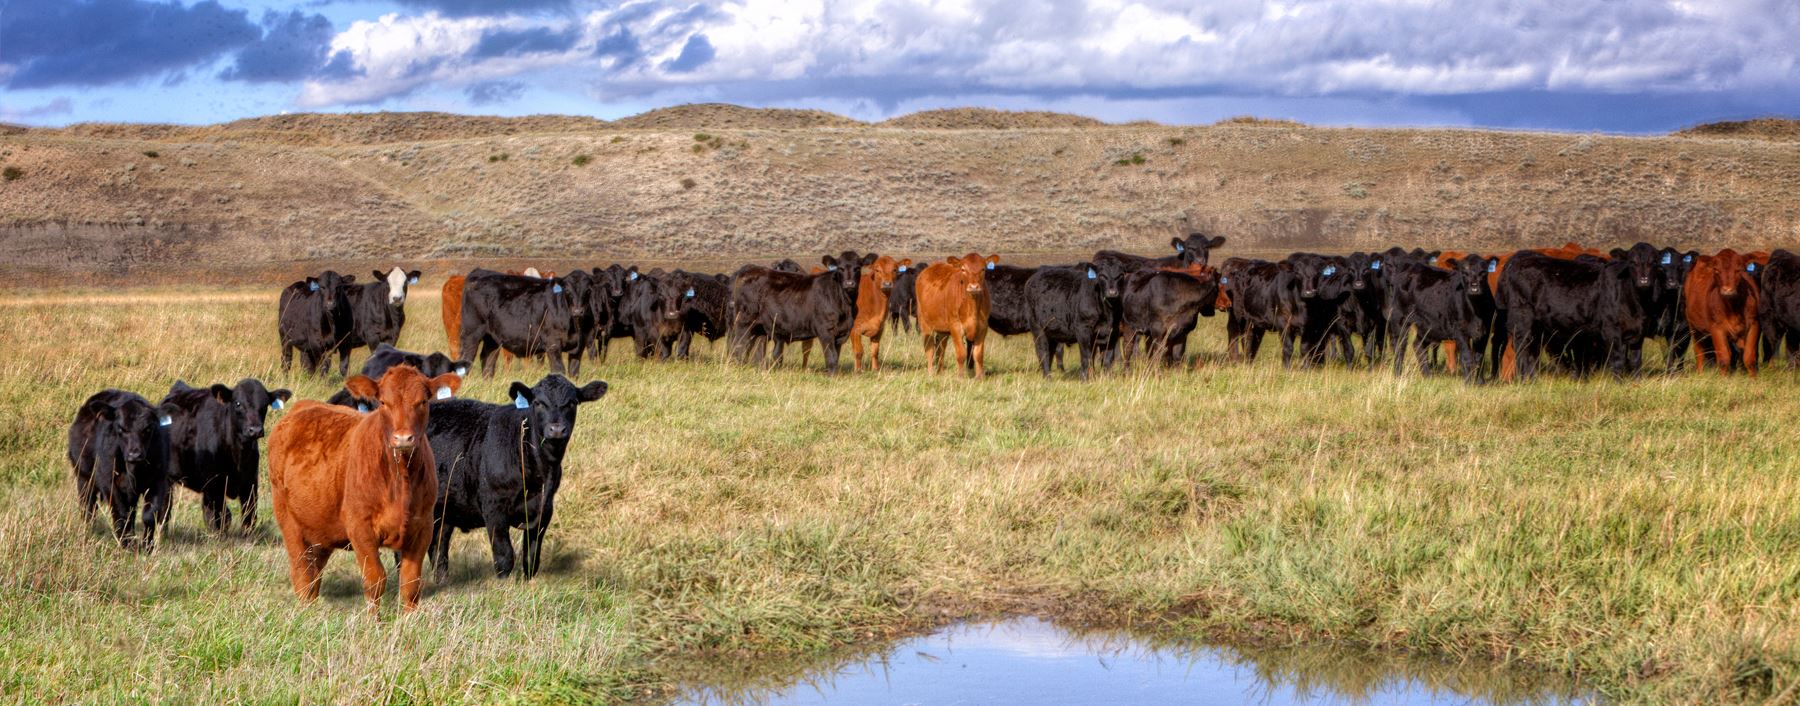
[3,287,1798,704]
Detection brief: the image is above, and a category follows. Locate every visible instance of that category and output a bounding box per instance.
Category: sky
[0,0,1795,132]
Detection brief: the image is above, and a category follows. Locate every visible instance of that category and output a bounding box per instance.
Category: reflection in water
[677,617,1593,705]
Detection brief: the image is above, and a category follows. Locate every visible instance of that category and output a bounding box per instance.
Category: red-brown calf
[269,365,461,614]
[916,253,997,377]
[1685,249,1762,376]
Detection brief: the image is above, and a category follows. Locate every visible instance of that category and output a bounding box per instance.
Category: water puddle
[678,617,1593,705]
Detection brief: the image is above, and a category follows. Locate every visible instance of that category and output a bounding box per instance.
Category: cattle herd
[67,237,1796,613]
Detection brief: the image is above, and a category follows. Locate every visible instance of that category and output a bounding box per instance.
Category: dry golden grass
[1,285,1798,704]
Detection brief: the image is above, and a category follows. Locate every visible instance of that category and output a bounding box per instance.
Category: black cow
[277,270,353,376]
[618,269,684,359]
[1498,251,1646,379]
[66,390,172,550]
[1342,252,1390,367]
[1385,260,1489,382]
[1759,249,1800,368]
[887,261,921,333]
[729,253,873,372]
[1026,261,1125,379]
[458,269,586,377]
[333,267,421,375]
[590,265,636,362]
[1610,243,1695,371]
[161,379,291,534]
[1120,267,1220,367]
[1093,233,1227,272]
[1283,253,1356,367]
[427,375,608,581]
[671,270,731,359]
[1220,258,1300,365]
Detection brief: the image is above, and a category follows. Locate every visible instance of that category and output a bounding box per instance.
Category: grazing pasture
[2,283,1798,704]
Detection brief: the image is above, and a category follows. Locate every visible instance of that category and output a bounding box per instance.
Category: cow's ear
[1207,235,1227,248]
[209,384,234,403]
[821,255,838,269]
[1170,237,1185,253]
[900,258,913,267]
[425,373,460,401]
[306,277,320,292]
[345,375,380,403]
[170,379,193,393]
[85,399,118,422]
[407,270,422,284]
[1610,248,1627,259]
[861,253,878,266]
[578,381,609,403]
[373,270,386,281]
[985,254,1000,266]
[509,381,535,408]
[157,402,181,427]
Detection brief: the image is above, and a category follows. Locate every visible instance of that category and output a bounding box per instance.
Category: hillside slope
[3,109,1798,279]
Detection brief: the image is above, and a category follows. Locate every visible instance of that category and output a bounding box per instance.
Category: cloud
[221,10,337,83]
[386,0,572,18]
[1,0,260,89]
[465,80,525,105]
[0,97,75,122]
[470,25,583,58]
[661,33,713,73]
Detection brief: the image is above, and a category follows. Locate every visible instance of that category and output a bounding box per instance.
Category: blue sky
[1,0,1795,132]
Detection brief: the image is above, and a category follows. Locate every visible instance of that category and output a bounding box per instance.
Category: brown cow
[441,275,466,358]
[268,365,461,614]
[1685,249,1762,375]
[916,253,998,377]
[851,256,907,371]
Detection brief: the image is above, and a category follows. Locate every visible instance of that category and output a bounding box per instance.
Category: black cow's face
[1293,257,1348,299]
[1614,243,1659,290]
[1085,260,1126,300]
[650,276,684,321]
[421,352,471,378]
[509,375,608,449]
[594,266,628,300]
[309,270,349,312]
[1655,247,1692,290]
[1453,255,1497,297]
[230,379,291,443]
[1172,233,1227,266]
[560,270,595,319]
[822,252,872,294]
[1345,253,1384,291]
[92,399,160,467]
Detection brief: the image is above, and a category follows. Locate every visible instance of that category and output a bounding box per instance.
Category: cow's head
[344,365,460,459]
[508,375,608,452]
[1172,232,1228,265]
[1655,247,1694,290]
[1611,243,1660,291]
[1084,259,1126,300]
[560,269,595,319]
[864,256,903,294]
[1453,255,1500,298]
[822,252,876,294]
[1344,252,1383,291]
[1292,255,1349,299]
[376,267,421,306]
[421,352,471,378]
[1702,249,1757,299]
[228,378,291,443]
[646,273,684,321]
[90,397,162,471]
[946,254,998,294]
[308,270,351,313]
[595,265,629,301]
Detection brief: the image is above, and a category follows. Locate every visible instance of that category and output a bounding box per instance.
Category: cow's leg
[1743,324,1760,377]
[948,325,970,374]
[478,339,499,378]
[869,330,883,372]
[202,482,227,534]
[822,335,843,374]
[484,515,517,579]
[140,482,169,553]
[1391,325,1410,376]
[348,528,387,615]
[769,336,787,369]
[1120,330,1139,370]
[281,341,293,373]
[1280,324,1299,368]
[970,333,986,378]
[108,486,136,549]
[1032,332,1054,378]
[430,514,454,585]
[677,329,694,360]
[547,349,567,376]
[1710,330,1733,375]
[851,332,867,372]
[1077,333,1098,380]
[1246,329,1266,362]
[523,496,554,580]
[1456,333,1480,384]
[398,528,430,613]
[336,341,353,378]
[236,475,258,535]
[288,543,331,602]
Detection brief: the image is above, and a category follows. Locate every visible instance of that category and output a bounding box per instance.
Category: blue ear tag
[356,403,370,413]
[513,394,529,409]
[986,262,995,271]
[1322,265,1336,276]
[897,265,907,273]
[684,287,695,298]
[1661,253,1672,265]
[1086,268,1097,280]
[1748,263,1757,273]
[1175,243,1185,252]
[1487,261,1498,273]
[158,413,172,427]
[1683,254,1693,263]
[454,365,469,376]
[828,265,837,271]
[552,283,563,293]
[1220,276,1230,285]
[271,399,284,411]
[308,281,319,292]
[628,272,638,281]
[1370,261,1381,271]
[408,275,420,285]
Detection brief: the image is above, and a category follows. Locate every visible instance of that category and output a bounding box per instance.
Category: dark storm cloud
[1,0,260,88]
[660,33,713,73]
[386,0,572,17]
[470,25,582,58]
[220,10,336,83]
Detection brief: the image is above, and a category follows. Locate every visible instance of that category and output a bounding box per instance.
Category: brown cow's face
[865,256,902,293]
[345,366,461,458]
[1705,250,1756,298]
[951,254,997,294]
